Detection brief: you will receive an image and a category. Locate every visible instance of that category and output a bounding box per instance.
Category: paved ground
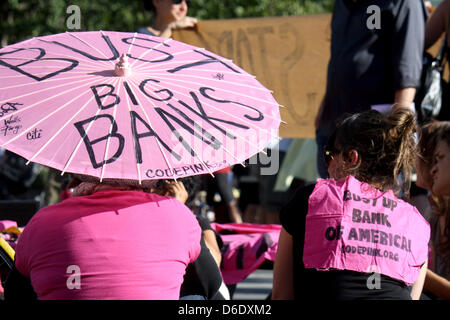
[232,269,273,300]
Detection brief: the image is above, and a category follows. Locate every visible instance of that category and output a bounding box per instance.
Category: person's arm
[202,229,221,267]
[410,260,428,300]
[425,0,450,50]
[272,227,294,300]
[158,16,198,39]
[391,0,425,103]
[392,87,416,110]
[424,268,450,300]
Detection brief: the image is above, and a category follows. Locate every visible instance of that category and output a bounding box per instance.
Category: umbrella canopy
[0,31,281,182]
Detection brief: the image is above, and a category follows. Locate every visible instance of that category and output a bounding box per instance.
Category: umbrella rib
[133,58,238,74]
[130,76,270,160]
[18,43,110,70]
[142,72,282,111]
[0,72,111,92]
[129,38,173,69]
[0,76,105,120]
[61,78,118,175]
[99,77,122,183]
[25,79,102,165]
[67,31,117,67]
[121,78,143,184]
[126,32,138,56]
[131,49,196,71]
[137,66,256,79]
[132,73,283,132]
[134,48,232,72]
[126,78,183,180]
[130,78,239,175]
[145,71,272,93]
[0,70,107,81]
[2,77,102,149]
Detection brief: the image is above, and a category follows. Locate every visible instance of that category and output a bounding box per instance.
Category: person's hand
[164,181,189,204]
[170,16,198,30]
[425,1,433,14]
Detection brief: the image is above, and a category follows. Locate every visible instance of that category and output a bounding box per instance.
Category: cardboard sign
[173,15,332,138]
[303,176,430,285]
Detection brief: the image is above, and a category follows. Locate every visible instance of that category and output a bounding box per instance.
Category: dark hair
[439,122,450,148]
[430,121,450,273]
[417,121,446,168]
[153,176,200,209]
[143,0,155,12]
[328,108,416,198]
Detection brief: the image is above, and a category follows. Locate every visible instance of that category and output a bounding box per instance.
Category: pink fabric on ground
[303,176,430,285]
[15,190,201,300]
[211,223,281,284]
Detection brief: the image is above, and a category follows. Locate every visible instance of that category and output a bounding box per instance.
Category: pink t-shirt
[15,190,201,300]
[303,176,430,285]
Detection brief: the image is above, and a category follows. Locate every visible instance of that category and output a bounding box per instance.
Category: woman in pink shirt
[5,176,201,300]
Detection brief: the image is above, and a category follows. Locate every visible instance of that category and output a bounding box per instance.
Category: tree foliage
[1,0,333,46]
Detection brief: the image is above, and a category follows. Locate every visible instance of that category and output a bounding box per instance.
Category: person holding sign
[314,0,427,178]
[273,108,430,300]
[138,0,197,38]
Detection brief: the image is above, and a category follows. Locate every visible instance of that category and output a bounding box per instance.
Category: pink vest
[303,176,430,285]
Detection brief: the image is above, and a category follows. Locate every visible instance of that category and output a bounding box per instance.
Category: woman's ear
[346,149,359,166]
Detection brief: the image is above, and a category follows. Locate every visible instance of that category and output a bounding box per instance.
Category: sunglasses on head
[172,0,190,4]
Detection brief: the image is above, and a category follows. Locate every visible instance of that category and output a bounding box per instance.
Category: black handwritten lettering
[199,87,263,122]
[359,229,371,242]
[91,84,120,110]
[236,29,256,76]
[0,124,22,136]
[26,128,42,140]
[212,73,225,80]
[343,245,399,261]
[352,208,391,227]
[3,115,20,126]
[0,102,22,118]
[348,227,358,241]
[247,26,274,89]
[278,22,306,122]
[156,103,222,151]
[122,37,173,63]
[344,190,381,207]
[344,190,351,201]
[139,79,173,101]
[51,34,119,61]
[0,115,22,136]
[154,107,200,158]
[177,91,241,140]
[382,197,397,211]
[123,81,138,106]
[145,163,208,179]
[167,49,241,74]
[73,114,125,169]
[0,48,78,81]
[130,110,181,163]
[325,226,344,241]
[347,227,411,252]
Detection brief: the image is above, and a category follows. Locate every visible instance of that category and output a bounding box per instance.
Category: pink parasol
[0,31,281,182]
